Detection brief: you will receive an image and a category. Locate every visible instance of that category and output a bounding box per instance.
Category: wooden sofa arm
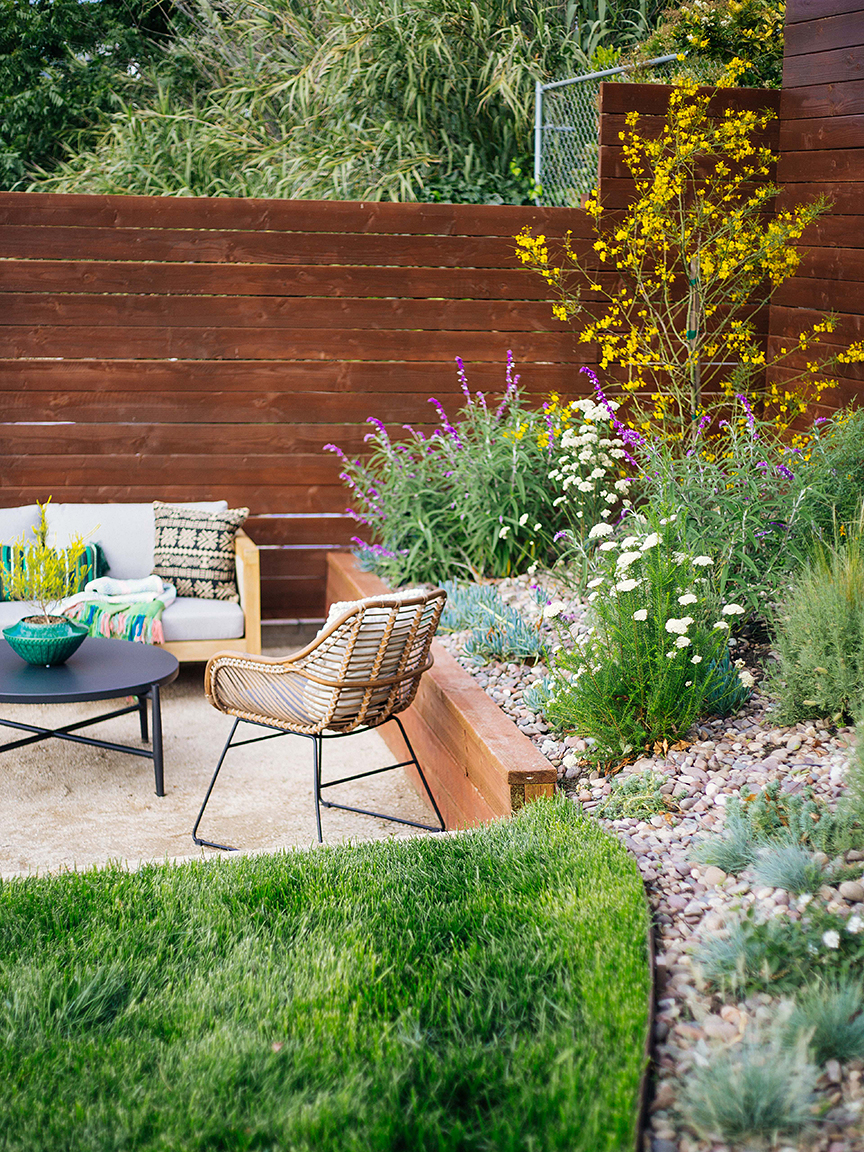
[235,529,262,654]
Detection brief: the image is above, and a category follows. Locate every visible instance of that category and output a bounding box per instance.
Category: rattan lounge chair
[192,588,447,849]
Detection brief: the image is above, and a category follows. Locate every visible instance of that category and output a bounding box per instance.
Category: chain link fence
[534,55,682,207]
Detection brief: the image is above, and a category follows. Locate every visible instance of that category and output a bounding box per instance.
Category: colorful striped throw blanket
[62,576,176,644]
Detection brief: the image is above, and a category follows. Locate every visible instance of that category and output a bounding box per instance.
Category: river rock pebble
[437,572,864,1151]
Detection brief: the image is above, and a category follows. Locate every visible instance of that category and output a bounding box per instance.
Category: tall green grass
[33,0,655,201]
[0,797,650,1152]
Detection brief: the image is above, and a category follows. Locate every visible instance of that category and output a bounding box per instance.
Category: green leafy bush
[330,355,573,584]
[631,0,785,88]
[542,514,737,763]
[767,536,864,724]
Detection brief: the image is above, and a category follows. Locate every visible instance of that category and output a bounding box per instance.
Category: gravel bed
[437,574,864,1152]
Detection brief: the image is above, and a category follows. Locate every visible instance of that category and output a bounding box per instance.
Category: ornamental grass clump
[768,533,864,725]
[680,1030,817,1147]
[328,354,590,585]
[543,513,743,763]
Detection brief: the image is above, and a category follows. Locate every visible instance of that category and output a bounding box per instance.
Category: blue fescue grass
[0,797,651,1152]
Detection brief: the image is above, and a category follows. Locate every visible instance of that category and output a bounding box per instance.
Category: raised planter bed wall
[0,195,594,620]
[767,0,864,413]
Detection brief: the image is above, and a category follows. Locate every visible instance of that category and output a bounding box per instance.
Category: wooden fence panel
[0,194,592,619]
[768,0,864,418]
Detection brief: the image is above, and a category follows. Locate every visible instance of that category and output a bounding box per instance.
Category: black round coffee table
[0,637,179,795]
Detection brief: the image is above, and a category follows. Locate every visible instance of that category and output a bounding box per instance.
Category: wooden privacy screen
[768,0,864,412]
[0,195,594,618]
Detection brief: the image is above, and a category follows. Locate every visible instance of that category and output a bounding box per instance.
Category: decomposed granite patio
[0,631,435,878]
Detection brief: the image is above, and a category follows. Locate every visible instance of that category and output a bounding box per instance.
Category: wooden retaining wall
[768,0,864,411]
[0,195,594,619]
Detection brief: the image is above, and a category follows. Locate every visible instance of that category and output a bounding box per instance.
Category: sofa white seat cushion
[44,501,228,580]
[161,598,245,643]
[0,584,245,643]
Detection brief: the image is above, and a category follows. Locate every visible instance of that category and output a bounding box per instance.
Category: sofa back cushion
[0,506,41,547]
[45,501,229,580]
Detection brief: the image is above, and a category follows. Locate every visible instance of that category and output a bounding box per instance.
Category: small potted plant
[1,502,90,666]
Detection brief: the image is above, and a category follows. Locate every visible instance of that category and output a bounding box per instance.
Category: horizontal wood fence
[0,195,594,619]
[768,0,864,411]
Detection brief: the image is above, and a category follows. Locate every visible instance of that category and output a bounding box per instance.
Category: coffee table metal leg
[137,694,149,743]
[151,683,165,796]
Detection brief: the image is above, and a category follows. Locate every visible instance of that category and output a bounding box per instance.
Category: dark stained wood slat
[259,548,333,580]
[599,114,779,148]
[0,226,566,268]
[0,387,597,425]
[781,78,864,120]
[793,215,864,249]
[0,192,585,239]
[599,83,781,118]
[0,358,592,395]
[772,275,864,312]
[0,487,351,514]
[777,149,864,182]
[0,260,566,301]
[0,423,382,456]
[779,114,864,151]
[245,515,356,547]
[770,302,864,341]
[599,147,777,182]
[777,182,864,214]
[794,247,864,282]
[785,0,864,24]
[261,577,325,616]
[784,8,864,54]
[783,45,864,90]
[0,327,580,361]
[0,293,570,333]
[0,454,348,486]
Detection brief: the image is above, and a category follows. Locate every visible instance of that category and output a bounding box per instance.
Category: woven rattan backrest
[299,590,445,730]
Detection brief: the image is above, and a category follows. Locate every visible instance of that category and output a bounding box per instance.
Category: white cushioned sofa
[0,501,261,663]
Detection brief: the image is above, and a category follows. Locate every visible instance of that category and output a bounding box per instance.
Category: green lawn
[0,797,650,1152]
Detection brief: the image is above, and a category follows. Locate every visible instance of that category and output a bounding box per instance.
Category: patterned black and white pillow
[152,502,248,601]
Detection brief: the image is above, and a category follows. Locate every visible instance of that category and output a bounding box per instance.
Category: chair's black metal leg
[312,734,323,844]
[317,716,446,834]
[150,683,164,797]
[192,718,240,851]
[392,714,445,831]
[137,694,149,743]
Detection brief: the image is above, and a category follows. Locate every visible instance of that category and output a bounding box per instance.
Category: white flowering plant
[542,513,745,763]
[547,378,633,581]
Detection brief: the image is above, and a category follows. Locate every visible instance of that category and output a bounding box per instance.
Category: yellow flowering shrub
[516,69,864,437]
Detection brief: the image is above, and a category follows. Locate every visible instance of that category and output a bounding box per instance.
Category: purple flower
[365,416,391,445]
[775,463,795,480]
[553,530,569,542]
[756,462,770,470]
[402,423,426,441]
[428,397,463,446]
[324,442,348,461]
[495,350,520,420]
[456,357,472,405]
